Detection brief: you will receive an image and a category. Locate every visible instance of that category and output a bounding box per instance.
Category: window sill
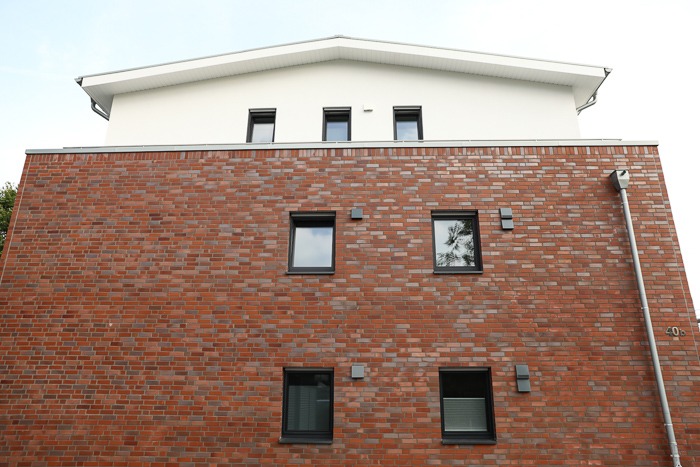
[442,438,496,445]
[433,270,483,275]
[286,270,335,275]
[279,437,333,444]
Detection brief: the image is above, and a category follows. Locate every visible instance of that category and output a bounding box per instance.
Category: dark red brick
[0,145,698,465]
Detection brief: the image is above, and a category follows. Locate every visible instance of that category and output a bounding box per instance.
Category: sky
[1,0,699,317]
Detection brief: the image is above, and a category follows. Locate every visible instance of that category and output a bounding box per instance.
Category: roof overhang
[77,36,611,118]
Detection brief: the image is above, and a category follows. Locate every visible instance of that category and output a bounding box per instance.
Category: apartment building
[1,37,698,465]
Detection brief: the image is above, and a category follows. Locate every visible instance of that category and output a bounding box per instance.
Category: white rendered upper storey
[77,36,610,145]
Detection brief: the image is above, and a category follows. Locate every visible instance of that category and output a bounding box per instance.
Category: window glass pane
[286,372,331,432]
[442,370,488,398]
[293,226,333,267]
[396,120,419,140]
[251,122,274,143]
[434,219,475,267]
[443,398,487,431]
[325,121,349,141]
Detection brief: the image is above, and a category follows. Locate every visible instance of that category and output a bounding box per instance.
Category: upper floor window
[288,212,336,274]
[432,211,482,273]
[394,106,423,141]
[247,109,276,143]
[439,368,496,444]
[281,368,333,443]
[323,107,351,142]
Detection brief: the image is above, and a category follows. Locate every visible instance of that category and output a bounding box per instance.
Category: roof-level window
[394,106,423,141]
[247,109,276,143]
[323,108,351,142]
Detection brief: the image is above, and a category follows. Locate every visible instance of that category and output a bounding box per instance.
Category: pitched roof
[77,36,610,118]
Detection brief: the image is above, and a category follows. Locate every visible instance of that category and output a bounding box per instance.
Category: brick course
[1,145,699,465]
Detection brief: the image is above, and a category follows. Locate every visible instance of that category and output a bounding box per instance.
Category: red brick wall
[1,145,698,466]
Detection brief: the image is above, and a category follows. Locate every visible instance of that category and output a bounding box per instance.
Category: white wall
[105,61,580,145]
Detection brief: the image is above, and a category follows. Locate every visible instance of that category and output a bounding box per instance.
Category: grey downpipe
[576,92,597,114]
[90,99,110,121]
[577,68,612,114]
[609,170,682,467]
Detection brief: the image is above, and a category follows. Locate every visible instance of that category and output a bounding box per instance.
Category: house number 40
[665,327,686,337]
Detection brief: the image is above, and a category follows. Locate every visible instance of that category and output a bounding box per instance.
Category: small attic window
[394,106,422,141]
[323,107,351,142]
[247,109,276,143]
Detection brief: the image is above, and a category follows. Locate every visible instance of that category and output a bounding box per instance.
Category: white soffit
[78,36,610,116]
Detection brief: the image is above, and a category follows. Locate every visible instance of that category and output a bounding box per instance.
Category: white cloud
[293,227,333,267]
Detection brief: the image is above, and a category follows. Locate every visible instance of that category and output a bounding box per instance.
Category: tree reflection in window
[435,219,475,267]
[432,212,481,272]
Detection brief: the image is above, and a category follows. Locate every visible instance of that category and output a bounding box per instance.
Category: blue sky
[1,0,699,315]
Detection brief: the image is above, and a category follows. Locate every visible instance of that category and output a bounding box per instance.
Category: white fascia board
[78,36,609,116]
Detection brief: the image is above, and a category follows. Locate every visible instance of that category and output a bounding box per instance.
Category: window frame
[287,212,336,274]
[393,106,423,141]
[431,211,483,273]
[247,108,276,143]
[281,368,334,444]
[439,367,496,445]
[322,107,351,142]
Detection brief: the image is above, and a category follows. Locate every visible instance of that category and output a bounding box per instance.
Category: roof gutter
[609,170,683,467]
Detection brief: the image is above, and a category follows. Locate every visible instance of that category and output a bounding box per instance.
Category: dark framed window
[431,211,482,273]
[393,106,423,140]
[439,368,496,444]
[247,109,276,143]
[281,368,333,443]
[288,212,336,274]
[323,107,351,141]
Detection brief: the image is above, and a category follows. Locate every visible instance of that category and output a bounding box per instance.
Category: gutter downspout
[609,170,682,467]
[576,92,597,114]
[577,67,612,115]
[90,99,110,121]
